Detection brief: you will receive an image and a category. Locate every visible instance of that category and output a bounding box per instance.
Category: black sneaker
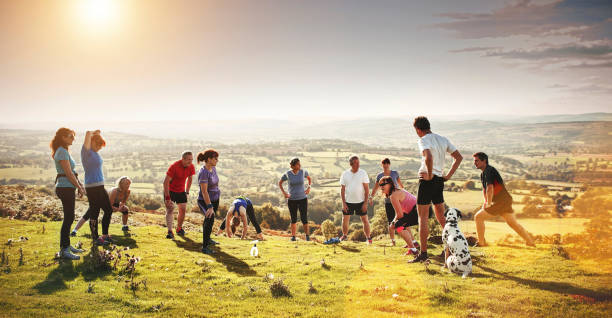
[208,239,219,246]
[166,231,174,239]
[95,237,110,246]
[70,230,77,237]
[305,235,310,241]
[176,228,185,236]
[290,236,296,241]
[201,247,214,255]
[407,252,429,263]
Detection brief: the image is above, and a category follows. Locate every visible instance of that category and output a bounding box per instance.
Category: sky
[0,0,610,123]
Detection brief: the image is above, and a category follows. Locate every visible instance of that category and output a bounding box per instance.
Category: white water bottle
[250,240,259,257]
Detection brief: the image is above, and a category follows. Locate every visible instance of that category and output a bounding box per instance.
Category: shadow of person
[110,235,138,249]
[339,245,361,253]
[33,259,79,294]
[476,264,612,301]
[172,236,256,276]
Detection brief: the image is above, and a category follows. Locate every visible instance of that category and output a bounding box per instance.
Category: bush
[256,203,290,230]
[269,278,292,298]
[370,207,389,237]
[349,229,366,242]
[321,220,337,240]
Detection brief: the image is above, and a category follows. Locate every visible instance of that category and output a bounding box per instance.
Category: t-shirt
[340,168,369,204]
[376,170,400,203]
[81,145,104,187]
[54,147,76,188]
[232,197,251,214]
[480,165,511,202]
[166,160,196,193]
[281,169,309,201]
[417,133,457,177]
[198,166,220,201]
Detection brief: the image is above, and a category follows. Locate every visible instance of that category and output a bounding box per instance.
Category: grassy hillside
[0,219,610,318]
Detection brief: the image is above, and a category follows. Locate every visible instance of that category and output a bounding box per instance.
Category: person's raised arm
[444,150,463,181]
[83,131,93,150]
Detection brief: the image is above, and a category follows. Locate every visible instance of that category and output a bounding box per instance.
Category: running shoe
[340,235,348,241]
[208,239,219,245]
[305,235,310,241]
[69,245,84,254]
[122,225,129,232]
[367,238,372,245]
[70,230,77,237]
[60,248,80,260]
[166,231,174,239]
[290,236,296,242]
[95,237,109,246]
[405,248,418,256]
[201,247,214,255]
[176,228,185,236]
[407,252,429,263]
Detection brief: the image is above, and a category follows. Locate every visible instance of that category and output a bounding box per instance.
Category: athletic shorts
[417,176,445,205]
[394,205,419,229]
[485,196,514,216]
[288,198,308,224]
[169,191,188,204]
[343,202,367,216]
[385,202,395,225]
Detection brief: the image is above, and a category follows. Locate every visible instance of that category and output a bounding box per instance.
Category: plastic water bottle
[250,240,259,257]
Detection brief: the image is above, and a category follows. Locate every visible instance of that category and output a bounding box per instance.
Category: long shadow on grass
[173,236,257,276]
[339,245,361,253]
[34,260,79,294]
[476,264,612,301]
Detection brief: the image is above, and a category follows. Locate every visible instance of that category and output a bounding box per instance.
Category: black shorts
[343,202,367,216]
[485,196,514,216]
[417,176,445,205]
[288,198,308,224]
[385,202,395,225]
[169,191,188,204]
[395,205,419,229]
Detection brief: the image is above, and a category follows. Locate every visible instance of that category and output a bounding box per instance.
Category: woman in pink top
[378,176,419,255]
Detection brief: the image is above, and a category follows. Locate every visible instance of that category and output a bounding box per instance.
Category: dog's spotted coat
[442,208,472,278]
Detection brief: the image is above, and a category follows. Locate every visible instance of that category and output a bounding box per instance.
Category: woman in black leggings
[221,196,264,240]
[51,128,85,260]
[197,149,221,255]
[80,130,113,246]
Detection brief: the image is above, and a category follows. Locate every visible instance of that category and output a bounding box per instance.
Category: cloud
[448,46,500,53]
[484,44,612,60]
[436,0,612,41]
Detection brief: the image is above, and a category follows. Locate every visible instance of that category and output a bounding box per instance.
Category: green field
[0,219,610,317]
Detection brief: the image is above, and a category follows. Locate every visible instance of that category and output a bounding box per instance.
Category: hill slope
[0,218,610,318]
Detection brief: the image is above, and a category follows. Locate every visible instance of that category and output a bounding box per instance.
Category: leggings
[219,203,262,234]
[84,185,113,239]
[198,199,219,249]
[288,198,308,224]
[56,187,76,249]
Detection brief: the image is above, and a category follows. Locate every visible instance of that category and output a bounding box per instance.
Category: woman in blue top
[223,196,264,240]
[79,130,113,246]
[278,158,312,241]
[51,128,85,260]
[197,149,220,255]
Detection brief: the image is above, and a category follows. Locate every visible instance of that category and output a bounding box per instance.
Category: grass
[0,218,611,317]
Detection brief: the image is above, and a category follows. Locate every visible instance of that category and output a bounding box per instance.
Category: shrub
[349,229,366,242]
[270,278,292,297]
[321,220,337,240]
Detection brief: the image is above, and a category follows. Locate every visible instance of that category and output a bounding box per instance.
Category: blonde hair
[116,176,131,188]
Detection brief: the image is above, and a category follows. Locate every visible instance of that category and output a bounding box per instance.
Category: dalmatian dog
[442,208,472,278]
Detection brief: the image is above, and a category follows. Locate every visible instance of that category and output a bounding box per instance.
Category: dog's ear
[444,208,449,218]
[455,209,462,219]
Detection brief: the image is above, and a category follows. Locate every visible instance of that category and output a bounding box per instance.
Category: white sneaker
[69,245,84,254]
[60,248,80,260]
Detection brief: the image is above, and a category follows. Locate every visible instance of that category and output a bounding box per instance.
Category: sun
[76,0,119,29]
